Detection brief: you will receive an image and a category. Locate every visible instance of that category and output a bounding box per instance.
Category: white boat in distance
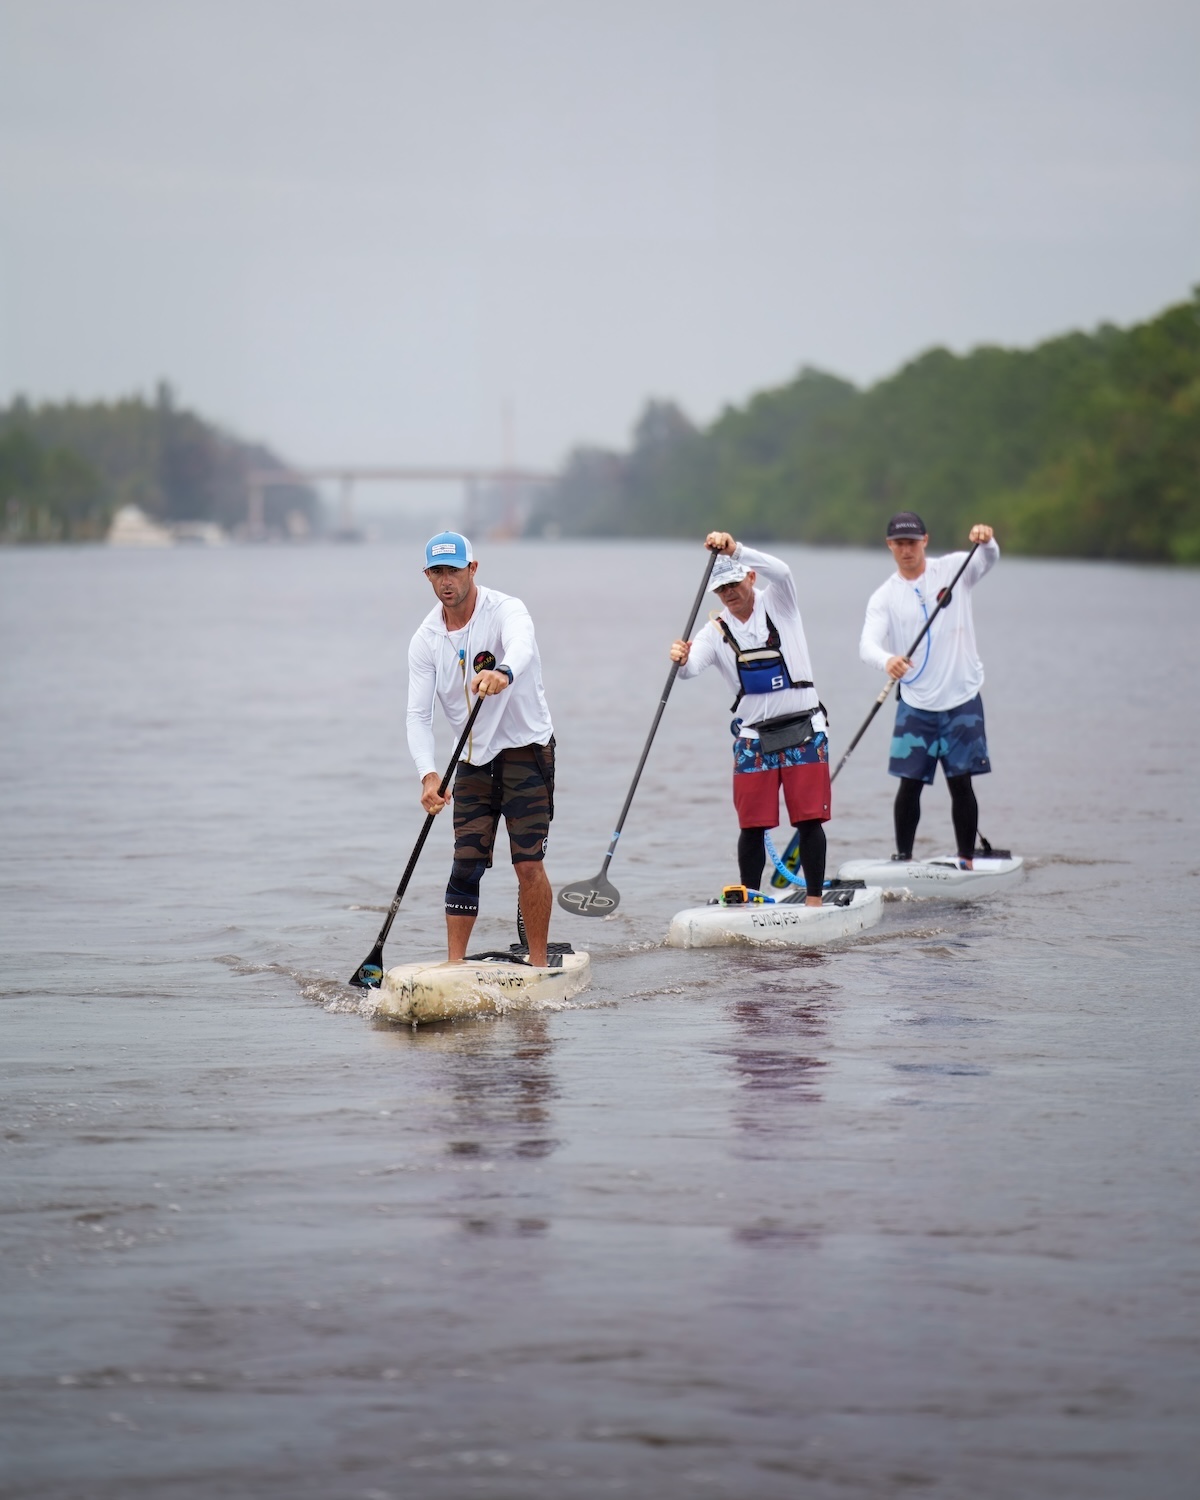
[106,504,173,547]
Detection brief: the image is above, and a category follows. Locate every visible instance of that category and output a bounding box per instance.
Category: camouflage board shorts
[889,693,990,784]
[452,739,555,865]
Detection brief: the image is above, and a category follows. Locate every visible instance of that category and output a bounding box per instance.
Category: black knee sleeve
[446,860,487,917]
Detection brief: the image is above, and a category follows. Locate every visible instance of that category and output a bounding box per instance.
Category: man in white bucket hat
[669,531,830,902]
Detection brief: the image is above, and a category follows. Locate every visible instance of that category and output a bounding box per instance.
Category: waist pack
[749,710,819,755]
[716,612,812,712]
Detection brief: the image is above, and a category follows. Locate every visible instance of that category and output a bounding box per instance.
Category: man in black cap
[859,514,999,866]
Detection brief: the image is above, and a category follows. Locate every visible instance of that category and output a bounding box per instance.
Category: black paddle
[348,656,494,988]
[771,540,982,887]
[558,548,719,917]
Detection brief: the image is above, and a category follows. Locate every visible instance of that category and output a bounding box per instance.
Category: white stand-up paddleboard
[667,886,882,949]
[377,949,591,1024]
[837,854,1024,899]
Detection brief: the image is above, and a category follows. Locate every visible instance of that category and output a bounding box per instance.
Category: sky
[1,0,1197,482]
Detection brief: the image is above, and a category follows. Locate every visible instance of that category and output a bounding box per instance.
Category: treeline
[0,383,319,542]
[531,289,1200,563]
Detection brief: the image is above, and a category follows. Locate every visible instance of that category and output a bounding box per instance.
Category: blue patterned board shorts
[889,694,990,784]
[733,732,829,776]
[732,731,831,826]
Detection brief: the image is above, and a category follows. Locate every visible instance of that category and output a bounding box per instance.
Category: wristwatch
[497,663,514,684]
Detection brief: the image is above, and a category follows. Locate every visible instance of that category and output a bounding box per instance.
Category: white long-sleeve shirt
[406,585,554,779]
[678,544,824,738]
[859,540,999,711]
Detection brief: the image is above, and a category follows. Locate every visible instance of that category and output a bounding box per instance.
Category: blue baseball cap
[424,531,473,569]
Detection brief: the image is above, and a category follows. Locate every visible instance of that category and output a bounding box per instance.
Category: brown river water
[1,539,1197,1498]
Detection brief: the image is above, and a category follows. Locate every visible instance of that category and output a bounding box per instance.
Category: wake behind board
[667,885,882,949]
[837,853,1024,900]
[378,947,591,1024]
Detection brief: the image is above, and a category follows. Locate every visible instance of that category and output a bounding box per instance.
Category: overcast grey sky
[1,0,1197,472]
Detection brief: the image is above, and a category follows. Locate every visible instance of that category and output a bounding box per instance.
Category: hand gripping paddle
[349,652,496,987]
[557,550,718,918]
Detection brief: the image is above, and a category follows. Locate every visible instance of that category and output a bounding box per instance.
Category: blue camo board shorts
[889,694,991,784]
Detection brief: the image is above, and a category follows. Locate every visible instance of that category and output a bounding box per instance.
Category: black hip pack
[749,710,820,755]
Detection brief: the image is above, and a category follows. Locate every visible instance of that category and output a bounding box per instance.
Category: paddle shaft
[594,549,719,879]
[830,542,980,783]
[368,694,486,953]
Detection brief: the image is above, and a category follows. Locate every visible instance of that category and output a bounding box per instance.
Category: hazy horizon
[2,0,1197,491]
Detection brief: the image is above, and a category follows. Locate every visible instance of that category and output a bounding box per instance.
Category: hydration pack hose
[764,830,807,888]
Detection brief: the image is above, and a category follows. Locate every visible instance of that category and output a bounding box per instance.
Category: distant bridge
[247,465,558,538]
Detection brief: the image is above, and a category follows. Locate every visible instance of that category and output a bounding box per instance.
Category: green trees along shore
[0,383,318,543]
[4,290,1199,559]
[532,287,1200,563]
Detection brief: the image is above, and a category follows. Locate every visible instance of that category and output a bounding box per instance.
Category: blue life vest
[717,612,812,712]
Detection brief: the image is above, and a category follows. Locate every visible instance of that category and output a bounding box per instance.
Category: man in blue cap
[407,531,556,964]
[860,513,999,866]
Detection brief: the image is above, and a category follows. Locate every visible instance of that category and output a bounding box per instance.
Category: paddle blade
[349,945,385,989]
[557,872,620,917]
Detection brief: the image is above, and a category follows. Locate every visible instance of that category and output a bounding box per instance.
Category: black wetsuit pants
[738,822,826,895]
[894,775,978,860]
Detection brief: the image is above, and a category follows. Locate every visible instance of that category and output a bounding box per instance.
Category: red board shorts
[731,731,831,829]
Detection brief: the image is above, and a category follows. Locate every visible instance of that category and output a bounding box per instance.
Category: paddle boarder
[407,531,556,965]
[859,514,999,867]
[669,532,830,904]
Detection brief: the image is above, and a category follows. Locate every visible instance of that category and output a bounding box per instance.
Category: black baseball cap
[886,511,927,538]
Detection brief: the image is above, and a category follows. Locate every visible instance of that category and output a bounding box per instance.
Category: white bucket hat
[711,554,751,590]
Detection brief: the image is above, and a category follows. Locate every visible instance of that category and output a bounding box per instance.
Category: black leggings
[738,821,827,895]
[894,775,978,860]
